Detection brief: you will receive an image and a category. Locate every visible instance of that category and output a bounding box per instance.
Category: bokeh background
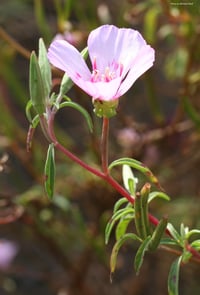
[0,0,200,294]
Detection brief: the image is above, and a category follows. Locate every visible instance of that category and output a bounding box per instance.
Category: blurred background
[0,0,200,294]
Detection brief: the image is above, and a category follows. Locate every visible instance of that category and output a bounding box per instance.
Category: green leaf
[38,38,52,98]
[190,239,200,250]
[134,192,145,239]
[59,73,74,97]
[180,223,188,238]
[140,183,151,237]
[105,208,134,244]
[160,238,180,247]
[167,223,183,247]
[182,250,192,264]
[148,191,170,203]
[122,164,138,195]
[134,187,151,239]
[115,216,133,241]
[168,256,182,295]
[25,99,34,123]
[44,144,56,199]
[110,233,141,276]
[31,114,40,128]
[109,158,161,189]
[81,46,89,60]
[29,51,46,115]
[185,229,200,240]
[113,197,129,214]
[59,101,93,132]
[134,236,151,275]
[148,216,168,251]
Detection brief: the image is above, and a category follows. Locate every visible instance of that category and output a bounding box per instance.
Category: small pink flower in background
[0,239,18,270]
[48,24,155,102]
[53,31,84,47]
[53,32,76,44]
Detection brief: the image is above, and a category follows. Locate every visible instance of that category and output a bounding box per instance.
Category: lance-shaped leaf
[109,157,161,189]
[168,256,182,295]
[122,164,138,195]
[38,38,52,98]
[185,229,200,240]
[190,239,200,251]
[25,100,34,123]
[105,207,134,244]
[134,235,151,275]
[44,144,56,199]
[110,233,141,278]
[29,51,46,115]
[113,197,129,214]
[115,216,133,241]
[167,223,184,247]
[134,187,152,240]
[134,192,145,239]
[148,216,168,251]
[148,191,170,203]
[59,73,74,97]
[140,183,151,237]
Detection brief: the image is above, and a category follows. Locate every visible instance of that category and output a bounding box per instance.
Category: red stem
[47,113,169,230]
[45,112,200,262]
[47,113,105,179]
[186,243,200,260]
[101,117,109,174]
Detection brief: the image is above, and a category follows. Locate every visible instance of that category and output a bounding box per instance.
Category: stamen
[104,67,112,82]
[91,69,99,82]
[90,58,123,83]
[92,57,97,71]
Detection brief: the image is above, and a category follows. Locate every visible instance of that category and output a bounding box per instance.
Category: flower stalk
[101,117,109,174]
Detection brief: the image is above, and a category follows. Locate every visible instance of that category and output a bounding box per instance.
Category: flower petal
[48,25,155,102]
[47,40,91,82]
[88,25,148,74]
[88,25,119,71]
[85,77,122,101]
[117,46,155,97]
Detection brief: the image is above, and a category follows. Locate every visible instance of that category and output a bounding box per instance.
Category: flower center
[90,57,123,83]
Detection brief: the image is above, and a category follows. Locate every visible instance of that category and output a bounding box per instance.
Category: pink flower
[48,25,155,102]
